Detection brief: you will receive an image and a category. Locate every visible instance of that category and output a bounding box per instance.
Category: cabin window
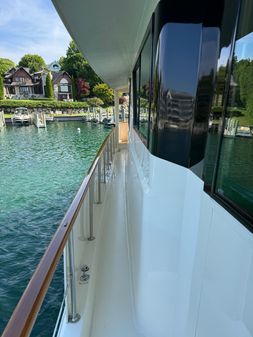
[133,65,140,128]
[215,0,253,221]
[139,33,152,141]
[133,32,152,144]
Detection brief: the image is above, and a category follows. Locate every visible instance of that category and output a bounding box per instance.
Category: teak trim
[1,129,114,337]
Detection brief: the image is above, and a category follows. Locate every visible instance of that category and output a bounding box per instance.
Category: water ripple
[0,122,110,337]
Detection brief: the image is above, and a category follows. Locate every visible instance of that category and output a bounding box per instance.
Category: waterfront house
[4,67,72,101]
[47,60,61,73]
[52,71,73,101]
[3,67,47,99]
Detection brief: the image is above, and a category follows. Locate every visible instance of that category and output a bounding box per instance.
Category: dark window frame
[204,0,253,231]
[133,16,154,148]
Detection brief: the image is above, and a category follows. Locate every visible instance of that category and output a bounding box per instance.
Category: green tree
[18,54,46,73]
[45,73,54,98]
[60,40,102,91]
[92,83,113,106]
[0,58,15,76]
[72,76,78,100]
[87,97,104,107]
[0,75,4,100]
[233,59,253,106]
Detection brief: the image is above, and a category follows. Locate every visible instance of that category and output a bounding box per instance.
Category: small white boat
[236,126,252,137]
[45,115,54,123]
[12,108,32,126]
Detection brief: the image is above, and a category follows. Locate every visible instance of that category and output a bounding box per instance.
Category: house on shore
[3,67,73,101]
[52,71,73,101]
[3,67,47,99]
[47,61,61,73]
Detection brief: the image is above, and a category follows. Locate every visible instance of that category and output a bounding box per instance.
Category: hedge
[0,100,89,109]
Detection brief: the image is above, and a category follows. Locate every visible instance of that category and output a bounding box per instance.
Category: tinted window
[133,33,152,143]
[203,0,239,192]
[139,34,152,140]
[215,0,253,218]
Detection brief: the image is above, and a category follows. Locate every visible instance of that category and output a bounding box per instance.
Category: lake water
[0,122,110,337]
[204,132,253,218]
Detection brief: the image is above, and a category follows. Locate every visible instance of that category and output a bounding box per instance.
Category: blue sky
[0,0,71,65]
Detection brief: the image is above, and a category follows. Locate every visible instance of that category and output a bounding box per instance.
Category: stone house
[52,71,73,101]
[3,67,47,99]
[3,67,73,101]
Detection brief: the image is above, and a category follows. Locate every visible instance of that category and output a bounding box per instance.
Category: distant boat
[12,107,32,126]
[236,126,252,138]
[45,115,54,123]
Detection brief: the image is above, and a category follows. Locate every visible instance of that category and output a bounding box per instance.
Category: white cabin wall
[127,126,253,337]
[127,131,187,337]
[194,196,253,337]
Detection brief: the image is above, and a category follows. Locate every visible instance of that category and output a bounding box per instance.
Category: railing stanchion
[88,176,95,241]
[110,137,113,162]
[114,127,117,153]
[113,129,116,154]
[106,143,110,168]
[97,160,102,204]
[67,230,80,323]
[103,150,106,183]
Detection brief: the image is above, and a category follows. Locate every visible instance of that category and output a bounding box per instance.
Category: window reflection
[202,47,228,189]
[215,0,253,218]
[139,34,152,140]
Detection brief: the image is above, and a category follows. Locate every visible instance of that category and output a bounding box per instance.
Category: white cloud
[0,0,71,64]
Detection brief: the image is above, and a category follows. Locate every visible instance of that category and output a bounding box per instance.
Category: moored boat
[11,107,32,126]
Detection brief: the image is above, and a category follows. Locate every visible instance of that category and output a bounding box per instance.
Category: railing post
[103,150,106,183]
[88,176,95,241]
[97,160,102,204]
[110,137,113,163]
[67,230,80,323]
[113,128,117,153]
[113,129,116,154]
[106,142,110,168]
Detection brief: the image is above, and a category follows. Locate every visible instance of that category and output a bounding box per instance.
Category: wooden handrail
[1,129,114,337]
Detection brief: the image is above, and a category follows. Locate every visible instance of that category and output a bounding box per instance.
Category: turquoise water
[0,122,110,337]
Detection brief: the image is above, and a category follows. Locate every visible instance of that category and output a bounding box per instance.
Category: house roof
[4,67,32,79]
[52,71,71,84]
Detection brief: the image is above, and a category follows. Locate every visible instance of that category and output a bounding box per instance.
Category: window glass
[133,32,152,143]
[139,34,152,140]
[133,65,140,128]
[215,0,253,218]
[20,86,29,93]
[60,85,68,92]
[202,46,229,190]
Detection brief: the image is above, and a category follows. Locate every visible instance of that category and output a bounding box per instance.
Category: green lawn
[212,106,253,126]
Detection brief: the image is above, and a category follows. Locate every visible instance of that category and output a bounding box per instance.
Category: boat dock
[0,111,5,130]
[33,112,47,128]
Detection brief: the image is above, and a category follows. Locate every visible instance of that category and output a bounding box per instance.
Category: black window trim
[132,15,154,148]
[204,0,253,232]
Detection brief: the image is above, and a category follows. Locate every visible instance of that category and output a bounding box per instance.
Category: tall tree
[60,41,102,90]
[45,73,54,98]
[0,75,4,100]
[0,58,15,76]
[93,83,113,107]
[18,54,46,73]
[77,78,90,99]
